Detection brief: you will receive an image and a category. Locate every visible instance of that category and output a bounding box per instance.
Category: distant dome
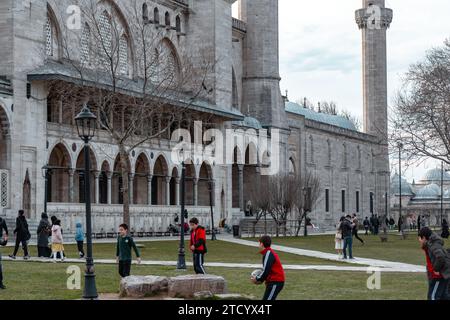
[421,168,450,183]
[233,116,263,130]
[390,173,414,196]
[444,189,450,199]
[415,183,441,199]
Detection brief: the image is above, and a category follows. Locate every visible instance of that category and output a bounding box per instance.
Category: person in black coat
[0,216,8,289]
[37,213,51,257]
[441,219,449,239]
[9,210,30,259]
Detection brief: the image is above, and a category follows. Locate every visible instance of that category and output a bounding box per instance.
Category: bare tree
[390,39,450,167]
[46,0,215,225]
[293,172,320,237]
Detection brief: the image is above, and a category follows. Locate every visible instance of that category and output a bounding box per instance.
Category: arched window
[154,7,160,24]
[142,3,149,22]
[232,69,238,109]
[175,15,181,33]
[119,34,129,75]
[165,12,170,27]
[154,39,180,86]
[80,23,91,65]
[45,17,53,56]
[98,11,112,58]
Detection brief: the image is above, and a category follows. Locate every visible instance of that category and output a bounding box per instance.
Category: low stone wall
[47,203,211,234]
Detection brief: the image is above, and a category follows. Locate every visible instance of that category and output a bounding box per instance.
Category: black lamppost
[177,160,187,270]
[208,180,216,241]
[441,161,444,227]
[41,164,50,214]
[398,142,403,233]
[75,104,98,300]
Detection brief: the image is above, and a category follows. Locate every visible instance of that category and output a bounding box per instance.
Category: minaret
[239,0,287,129]
[355,0,393,142]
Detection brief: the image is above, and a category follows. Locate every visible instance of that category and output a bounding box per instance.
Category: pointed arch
[0,104,10,170]
[48,143,72,203]
[175,15,181,33]
[142,2,149,22]
[134,153,150,204]
[152,155,169,205]
[75,148,98,203]
[153,7,160,24]
[112,154,131,204]
[198,162,213,206]
[99,160,110,204]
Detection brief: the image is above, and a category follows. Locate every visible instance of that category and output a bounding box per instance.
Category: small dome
[233,116,263,130]
[444,189,450,199]
[390,173,414,196]
[415,183,441,199]
[421,168,450,183]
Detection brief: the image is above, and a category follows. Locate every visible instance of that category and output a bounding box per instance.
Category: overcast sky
[233,0,450,182]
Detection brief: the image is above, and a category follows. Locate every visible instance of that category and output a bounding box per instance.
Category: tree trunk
[119,145,130,226]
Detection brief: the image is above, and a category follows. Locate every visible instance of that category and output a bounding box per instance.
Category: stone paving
[218,236,426,273]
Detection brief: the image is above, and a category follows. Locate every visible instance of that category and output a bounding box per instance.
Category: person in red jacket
[189,217,207,274]
[251,235,285,300]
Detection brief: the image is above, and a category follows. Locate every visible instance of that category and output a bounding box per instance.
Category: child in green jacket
[116,224,141,278]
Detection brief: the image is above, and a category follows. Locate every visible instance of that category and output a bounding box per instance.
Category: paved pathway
[3,255,424,273]
[218,236,426,273]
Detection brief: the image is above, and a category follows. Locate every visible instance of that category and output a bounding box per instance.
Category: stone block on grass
[119,275,169,298]
[168,275,227,298]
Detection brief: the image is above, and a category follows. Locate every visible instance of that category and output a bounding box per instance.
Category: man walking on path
[0,216,8,289]
[189,217,207,274]
[341,215,354,259]
[116,224,141,278]
[363,217,370,235]
[418,227,450,300]
[252,235,285,301]
[352,214,364,245]
[9,210,30,260]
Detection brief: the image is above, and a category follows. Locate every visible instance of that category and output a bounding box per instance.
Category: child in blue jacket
[75,222,85,258]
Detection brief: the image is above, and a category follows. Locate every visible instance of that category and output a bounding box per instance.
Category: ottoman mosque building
[0,0,391,235]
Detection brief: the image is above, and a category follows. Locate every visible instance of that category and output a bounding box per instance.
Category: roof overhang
[27,60,244,122]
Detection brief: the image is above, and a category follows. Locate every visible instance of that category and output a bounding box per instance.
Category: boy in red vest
[251,235,285,300]
[189,217,207,274]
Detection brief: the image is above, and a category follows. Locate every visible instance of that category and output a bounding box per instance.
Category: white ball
[251,269,263,279]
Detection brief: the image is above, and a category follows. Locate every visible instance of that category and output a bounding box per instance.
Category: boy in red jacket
[251,235,285,300]
[189,217,207,274]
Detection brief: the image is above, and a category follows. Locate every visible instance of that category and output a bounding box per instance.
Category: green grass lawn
[0,261,429,300]
[258,233,450,266]
[3,240,349,266]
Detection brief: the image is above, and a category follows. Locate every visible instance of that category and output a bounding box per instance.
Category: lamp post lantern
[75,104,98,300]
[177,160,187,270]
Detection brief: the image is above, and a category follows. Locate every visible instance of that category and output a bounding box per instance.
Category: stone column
[68,169,75,203]
[238,164,244,211]
[147,174,153,205]
[175,178,180,206]
[94,171,100,204]
[193,178,199,206]
[129,173,135,205]
[165,177,171,205]
[107,172,112,205]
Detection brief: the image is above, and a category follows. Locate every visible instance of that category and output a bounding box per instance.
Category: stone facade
[0,0,391,233]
